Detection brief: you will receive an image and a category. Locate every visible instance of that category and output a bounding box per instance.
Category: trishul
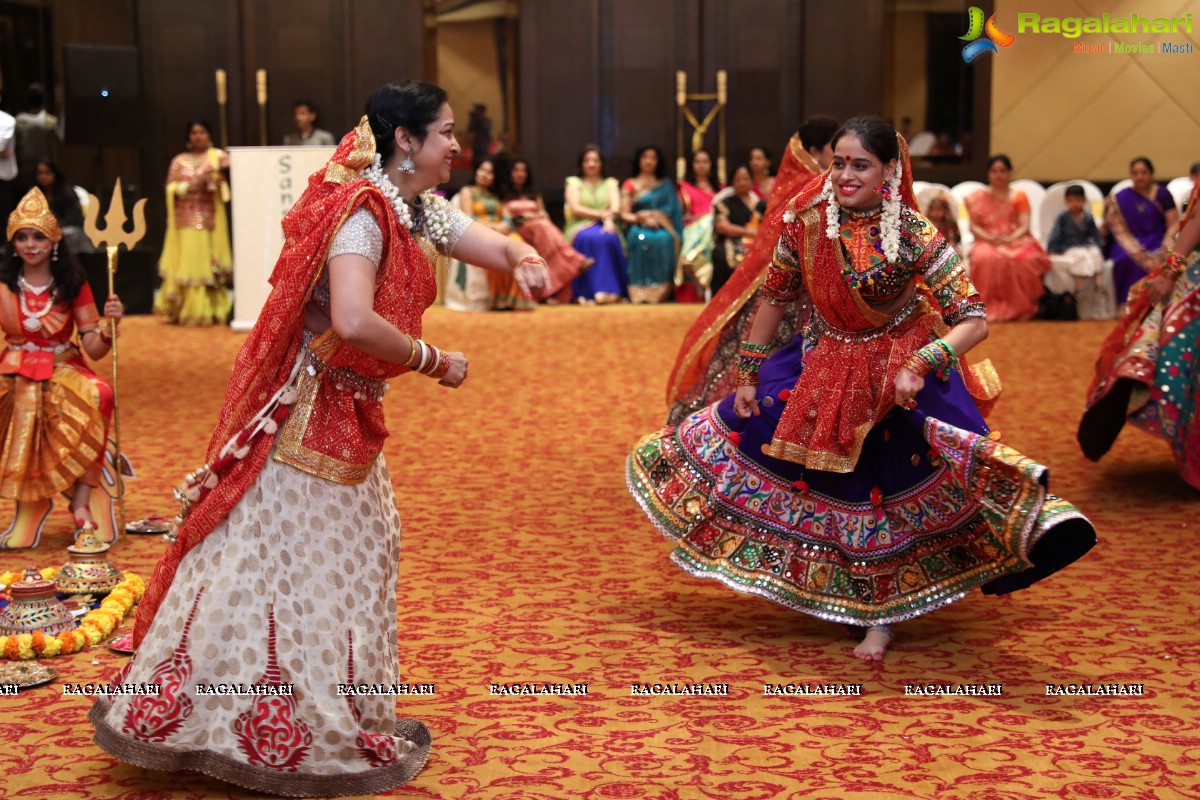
[82,178,147,529]
[84,179,148,251]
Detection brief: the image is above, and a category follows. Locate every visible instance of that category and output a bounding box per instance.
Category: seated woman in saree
[565,144,627,304]
[1079,177,1199,490]
[1,188,125,548]
[677,149,721,300]
[965,155,1051,321]
[923,192,962,256]
[627,117,1095,662]
[89,81,549,797]
[665,116,839,425]
[620,145,683,304]
[1102,156,1180,306]
[709,165,766,295]
[749,145,775,199]
[502,156,589,304]
[446,156,532,312]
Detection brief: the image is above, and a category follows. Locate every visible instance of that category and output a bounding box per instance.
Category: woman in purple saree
[1104,156,1179,305]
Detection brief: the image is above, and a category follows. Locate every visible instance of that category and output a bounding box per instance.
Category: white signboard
[228,146,335,331]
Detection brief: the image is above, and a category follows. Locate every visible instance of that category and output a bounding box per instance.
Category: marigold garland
[0,572,145,660]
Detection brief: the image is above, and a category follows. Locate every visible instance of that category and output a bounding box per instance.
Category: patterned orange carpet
[1,308,1197,800]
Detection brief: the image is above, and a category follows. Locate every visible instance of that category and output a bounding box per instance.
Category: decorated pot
[0,568,76,636]
[56,534,124,597]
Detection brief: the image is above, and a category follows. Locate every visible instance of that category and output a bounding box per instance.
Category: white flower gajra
[362,154,452,248]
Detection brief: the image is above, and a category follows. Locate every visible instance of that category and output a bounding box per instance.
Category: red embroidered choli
[760,196,998,472]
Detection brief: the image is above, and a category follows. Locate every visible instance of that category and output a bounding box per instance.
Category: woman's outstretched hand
[514,257,550,300]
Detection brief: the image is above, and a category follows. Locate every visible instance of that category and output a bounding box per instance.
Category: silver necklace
[19,275,53,295]
[18,275,57,332]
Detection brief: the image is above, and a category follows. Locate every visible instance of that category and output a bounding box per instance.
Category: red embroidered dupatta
[665,134,820,408]
[764,137,996,471]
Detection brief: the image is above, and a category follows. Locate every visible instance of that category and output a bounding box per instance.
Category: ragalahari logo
[960,7,1016,62]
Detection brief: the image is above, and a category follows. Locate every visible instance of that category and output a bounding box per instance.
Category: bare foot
[853,625,893,662]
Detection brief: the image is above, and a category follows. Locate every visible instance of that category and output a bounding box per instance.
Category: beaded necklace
[837,208,909,299]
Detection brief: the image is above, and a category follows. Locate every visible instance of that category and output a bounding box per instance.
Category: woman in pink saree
[965,155,1050,321]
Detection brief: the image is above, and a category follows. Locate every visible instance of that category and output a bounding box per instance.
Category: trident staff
[83,179,147,529]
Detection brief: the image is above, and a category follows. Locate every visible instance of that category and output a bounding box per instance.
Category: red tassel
[235,429,252,447]
[792,480,809,493]
[778,389,791,402]
[272,404,292,422]
[728,431,742,446]
[210,454,236,474]
[870,487,883,506]
[883,429,891,442]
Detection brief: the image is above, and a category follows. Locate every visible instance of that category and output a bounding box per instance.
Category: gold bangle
[404,335,422,368]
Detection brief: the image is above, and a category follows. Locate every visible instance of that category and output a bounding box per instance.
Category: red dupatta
[665,134,820,408]
[763,136,997,471]
[134,118,437,646]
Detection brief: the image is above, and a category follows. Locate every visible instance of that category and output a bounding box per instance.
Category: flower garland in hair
[362,154,453,248]
[880,159,902,264]
[822,160,904,265]
[823,174,840,240]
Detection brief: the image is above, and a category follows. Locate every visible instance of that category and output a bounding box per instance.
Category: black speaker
[63,45,143,147]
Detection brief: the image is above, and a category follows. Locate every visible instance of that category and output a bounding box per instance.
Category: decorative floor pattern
[0,309,1196,800]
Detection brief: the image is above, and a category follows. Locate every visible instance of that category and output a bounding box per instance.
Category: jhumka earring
[52,242,59,262]
[399,146,416,174]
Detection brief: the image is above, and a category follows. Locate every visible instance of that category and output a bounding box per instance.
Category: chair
[1109,178,1132,197]
[1167,176,1195,212]
[441,190,490,312]
[1037,181,1104,249]
[908,132,936,156]
[1040,180,1115,320]
[950,181,985,252]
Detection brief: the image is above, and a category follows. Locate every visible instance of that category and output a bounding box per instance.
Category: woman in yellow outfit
[154,119,232,325]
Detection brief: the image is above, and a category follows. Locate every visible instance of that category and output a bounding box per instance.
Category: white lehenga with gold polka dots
[89,450,431,797]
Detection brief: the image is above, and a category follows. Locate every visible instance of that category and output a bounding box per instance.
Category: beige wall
[889,11,929,133]
[437,20,507,153]
[991,0,1200,182]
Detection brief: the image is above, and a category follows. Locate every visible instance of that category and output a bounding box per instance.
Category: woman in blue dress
[620,145,683,303]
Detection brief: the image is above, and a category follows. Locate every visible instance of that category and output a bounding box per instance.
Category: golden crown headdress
[6,188,63,244]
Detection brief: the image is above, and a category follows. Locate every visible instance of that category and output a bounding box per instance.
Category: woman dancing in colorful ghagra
[628,117,1096,661]
[1079,178,1199,489]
